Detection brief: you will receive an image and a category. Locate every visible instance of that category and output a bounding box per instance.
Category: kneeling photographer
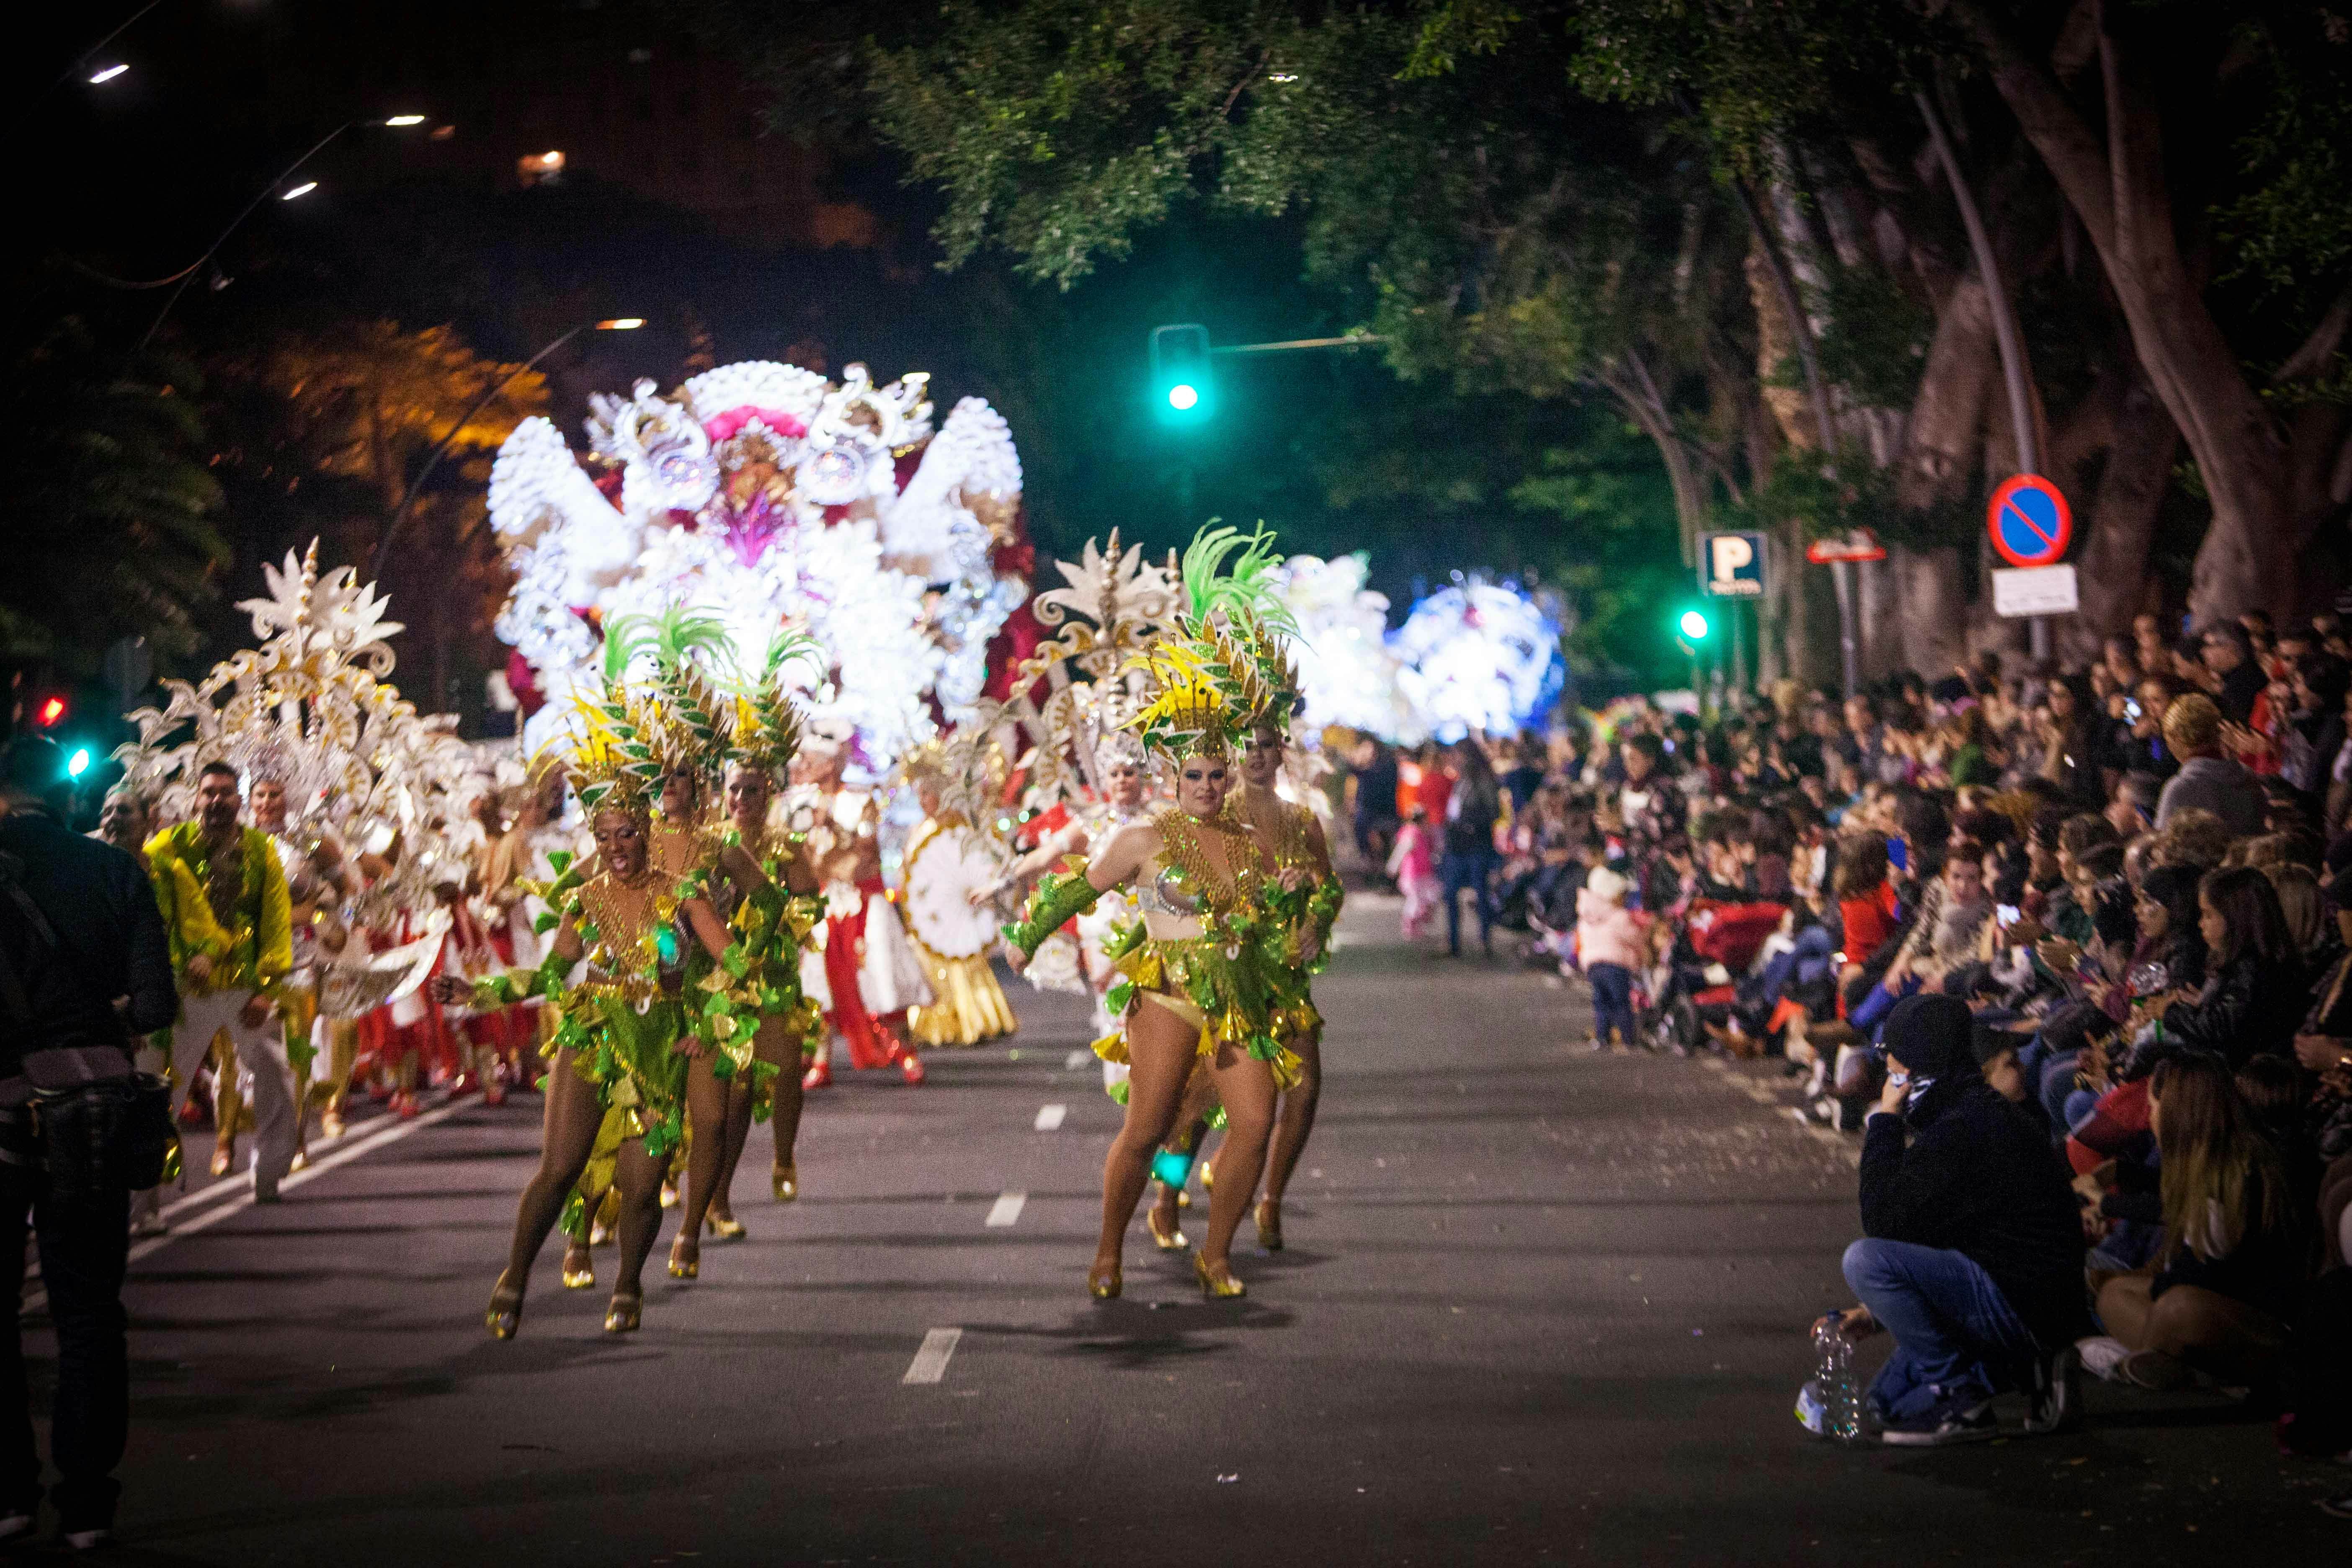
[0,737,175,1550]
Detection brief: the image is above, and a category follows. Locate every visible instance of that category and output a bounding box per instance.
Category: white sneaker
[2076,1335,2130,1382]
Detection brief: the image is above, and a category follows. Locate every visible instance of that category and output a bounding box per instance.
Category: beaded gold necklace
[650,812,712,882]
[188,827,248,929]
[1153,808,1261,916]
[575,869,667,975]
[1236,786,1316,870]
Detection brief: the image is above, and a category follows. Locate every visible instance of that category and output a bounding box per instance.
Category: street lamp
[134,115,435,353]
[369,317,645,579]
[52,0,173,95]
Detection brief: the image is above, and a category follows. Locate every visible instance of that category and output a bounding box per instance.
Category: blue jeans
[1848,973,1919,1037]
[1587,962,1637,1046]
[1841,1238,2039,1423]
[2014,1034,2080,1135]
[1440,850,1497,954]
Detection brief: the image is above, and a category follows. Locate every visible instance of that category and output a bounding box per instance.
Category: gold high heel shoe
[1087,1259,1123,1300]
[1145,1202,1187,1252]
[667,1235,699,1279]
[560,1241,595,1290]
[486,1274,524,1339]
[707,1213,748,1242]
[603,1291,642,1333]
[1193,1252,1246,1299]
[772,1161,798,1202]
[1254,1197,1283,1252]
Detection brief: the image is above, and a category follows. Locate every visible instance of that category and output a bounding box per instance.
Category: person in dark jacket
[1837,994,2092,1444]
[1439,741,1504,957]
[2201,623,2266,725]
[2151,865,2302,1070]
[0,738,175,1550]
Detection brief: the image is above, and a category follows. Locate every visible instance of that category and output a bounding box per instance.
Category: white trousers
[169,988,297,1197]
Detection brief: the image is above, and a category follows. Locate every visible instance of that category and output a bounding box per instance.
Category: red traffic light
[35,696,66,727]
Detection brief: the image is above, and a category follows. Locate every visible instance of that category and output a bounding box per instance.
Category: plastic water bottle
[1803,1314,1864,1443]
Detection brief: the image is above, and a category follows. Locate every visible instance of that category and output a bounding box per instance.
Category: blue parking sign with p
[1701,531,1767,598]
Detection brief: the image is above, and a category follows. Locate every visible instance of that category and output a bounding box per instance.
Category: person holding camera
[0,736,176,1549]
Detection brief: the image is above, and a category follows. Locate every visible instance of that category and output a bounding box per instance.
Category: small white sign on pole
[1991,564,2079,619]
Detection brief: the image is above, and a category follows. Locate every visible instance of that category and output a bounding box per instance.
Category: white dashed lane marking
[1034,1103,1067,1131]
[985,1191,1026,1228]
[1063,1049,1090,1071]
[903,1327,962,1385]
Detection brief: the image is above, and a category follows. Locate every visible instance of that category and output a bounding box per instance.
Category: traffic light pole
[1729,600,1748,696]
[1209,333,1386,358]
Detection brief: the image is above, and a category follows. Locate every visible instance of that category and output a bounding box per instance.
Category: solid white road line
[985,1191,1026,1228]
[22,1094,469,1318]
[1063,1049,1090,1071]
[1033,1102,1067,1131]
[903,1327,962,1385]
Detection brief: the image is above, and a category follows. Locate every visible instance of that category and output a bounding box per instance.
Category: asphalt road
[29,894,2346,1564]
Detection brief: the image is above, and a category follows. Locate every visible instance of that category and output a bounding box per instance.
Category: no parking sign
[1986,474,2073,568]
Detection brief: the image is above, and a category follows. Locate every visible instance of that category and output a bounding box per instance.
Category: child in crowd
[1576,865,1646,1050]
[1388,805,1440,938]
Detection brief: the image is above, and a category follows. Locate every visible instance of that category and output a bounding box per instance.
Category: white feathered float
[484,353,1566,767]
[486,358,1033,779]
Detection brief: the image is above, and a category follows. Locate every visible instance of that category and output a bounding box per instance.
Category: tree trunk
[1893,544,1969,680]
[1955,0,2291,627]
[2065,373,2177,658]
[1601,358,1710,568]
[1891,274,1998,673]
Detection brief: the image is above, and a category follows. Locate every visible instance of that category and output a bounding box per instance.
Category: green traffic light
[66,748,90,779]
[1679,609,1710,640]
[1149,324,1214,425]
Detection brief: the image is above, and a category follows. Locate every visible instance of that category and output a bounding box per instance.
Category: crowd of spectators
[1338,607,2352,1496]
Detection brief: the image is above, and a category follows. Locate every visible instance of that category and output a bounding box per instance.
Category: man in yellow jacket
[147,762,296,1201]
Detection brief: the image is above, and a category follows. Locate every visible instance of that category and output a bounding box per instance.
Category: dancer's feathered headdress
[609,605,736,782]
[895,724,1005,823]
[729,628,823,775]
[551,629,663,815]
[1124,524,1302,760]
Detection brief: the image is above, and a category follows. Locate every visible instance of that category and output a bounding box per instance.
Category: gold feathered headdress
[548,681,660,817]
[1124,523,1301,760]
[729,628,823,775]
[608,605,736,784]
